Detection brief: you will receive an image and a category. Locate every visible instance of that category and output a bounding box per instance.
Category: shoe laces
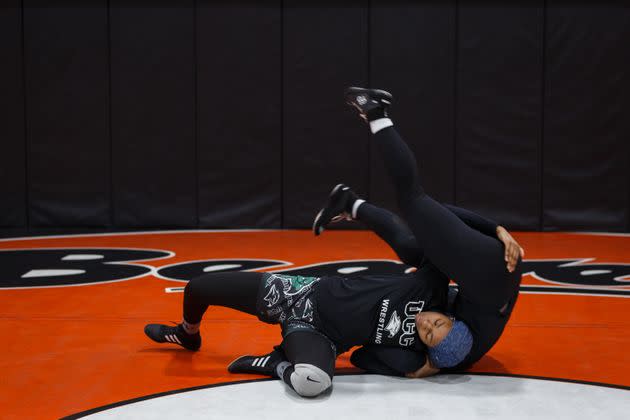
[331,212,352,223]
[167,321,181,334]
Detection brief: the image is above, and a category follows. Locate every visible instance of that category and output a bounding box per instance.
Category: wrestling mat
[1,230,628,419]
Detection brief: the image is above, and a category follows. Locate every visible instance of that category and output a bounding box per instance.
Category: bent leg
[183,271,261,324]
[356,202,424,267]
[280,331,335,398]
[373,126,509,304]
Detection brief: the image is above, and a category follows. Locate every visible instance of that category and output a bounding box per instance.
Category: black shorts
[256,273,320,326]
[257,273,338,356]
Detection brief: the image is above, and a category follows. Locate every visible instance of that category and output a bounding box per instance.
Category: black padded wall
[110,2,196,226]
[0,2,26,226]
[456,4,543,229]
[543,3,630,231]
[197,2,282,228]
[3,2,630,232]
[370,2,456,211]
[24,1,110,226]
[282,1,369,228]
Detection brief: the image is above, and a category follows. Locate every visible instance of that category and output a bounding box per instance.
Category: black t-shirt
[445,263,522,370]
[313,263,450,354]
[347,267,522,375]
[338,205,521,374]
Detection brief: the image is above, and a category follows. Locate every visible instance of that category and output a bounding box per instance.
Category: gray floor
[84,374,629,420]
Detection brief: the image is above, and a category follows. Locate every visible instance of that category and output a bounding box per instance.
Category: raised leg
[345,87,511,305]
[371,126,508,304]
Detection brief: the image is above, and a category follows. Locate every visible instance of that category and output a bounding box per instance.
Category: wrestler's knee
[290,363,332,397]
[397,184,426,207]
[184,275,205,297]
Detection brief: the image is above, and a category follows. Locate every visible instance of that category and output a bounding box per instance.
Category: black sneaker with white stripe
[312,184,359,236]
[344,86,392,122]
[227,347,286,377]
[144,323,201,351]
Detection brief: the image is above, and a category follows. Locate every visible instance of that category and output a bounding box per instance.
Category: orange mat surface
[1,230,628,419]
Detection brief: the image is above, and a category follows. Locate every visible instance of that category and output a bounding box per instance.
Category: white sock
[369,118,393,134]
[351,199,366,219]
[182,319,200,335]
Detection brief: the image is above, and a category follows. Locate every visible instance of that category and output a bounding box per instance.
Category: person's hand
[496,226,525,273]
[405,358,440,379]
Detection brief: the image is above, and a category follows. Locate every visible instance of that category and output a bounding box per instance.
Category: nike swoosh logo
[306,376,321,383]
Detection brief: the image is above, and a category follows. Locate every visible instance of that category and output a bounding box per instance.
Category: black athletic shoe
[227,347,287,377]
[312,183,359,236]
[144,323,201,351]
[344,87,393,122]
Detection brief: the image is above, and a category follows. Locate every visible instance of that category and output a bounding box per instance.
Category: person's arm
[350,345,426,377]
[496,225,525,272]
[357,201,523,271]
[405,357,440,379]
[358,202,499,265]
[445,204,525,272]
[443,204,499,238]
[350,347,404,376]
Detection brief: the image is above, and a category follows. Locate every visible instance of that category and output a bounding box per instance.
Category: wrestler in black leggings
[183,272,335,396]
[183,271,260,322]
[354,201,500,269]
[370,125,522,369]
[181,111,521,387]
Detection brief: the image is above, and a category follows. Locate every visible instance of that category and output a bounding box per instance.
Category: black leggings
[356,202,425,268]
[183,272,260,323]
[373,126,517,306]
[182,272,335,395]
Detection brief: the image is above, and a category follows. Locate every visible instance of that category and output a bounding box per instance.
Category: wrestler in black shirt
[316,265,449,355]
[143,87,524,397]
[341,87,524,377]
[308,186,519,376]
